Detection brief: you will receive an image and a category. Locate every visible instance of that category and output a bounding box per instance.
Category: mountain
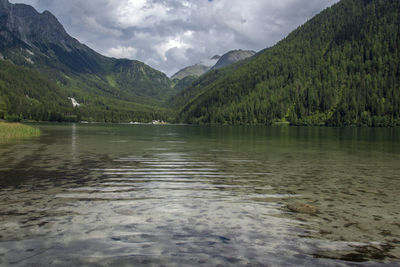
[176,0,400,127]
[170,49,259,110]
[0,0,173,123]
[211,50,256,70]
[172,51,255,81]
[171,64,210,80]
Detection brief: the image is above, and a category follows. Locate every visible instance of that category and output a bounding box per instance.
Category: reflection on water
[71,123,77,160]
[0,124,399,266]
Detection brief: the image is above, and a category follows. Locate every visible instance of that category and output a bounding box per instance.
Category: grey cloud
[10,0,339,76]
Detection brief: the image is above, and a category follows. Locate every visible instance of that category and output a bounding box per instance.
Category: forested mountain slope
[177,0,400,127]
[0,60,73,121]
[0,0,172,122]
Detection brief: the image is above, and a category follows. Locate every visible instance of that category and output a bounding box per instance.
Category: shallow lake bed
[0,124,399,266]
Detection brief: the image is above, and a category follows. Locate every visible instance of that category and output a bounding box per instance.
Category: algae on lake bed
[0,122,40,140]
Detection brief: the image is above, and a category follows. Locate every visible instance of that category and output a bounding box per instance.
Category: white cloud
[106,45,137,59]
[9,0,340,76]
[114,0,170,28]
[82,17,123,38]
[155,31,194,61]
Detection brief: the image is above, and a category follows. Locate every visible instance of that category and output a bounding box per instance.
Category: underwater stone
[287,203,318,215]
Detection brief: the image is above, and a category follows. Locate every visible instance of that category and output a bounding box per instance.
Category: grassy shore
[0,122,40,140]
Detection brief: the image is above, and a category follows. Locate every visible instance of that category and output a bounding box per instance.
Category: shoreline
[0,122,41,141]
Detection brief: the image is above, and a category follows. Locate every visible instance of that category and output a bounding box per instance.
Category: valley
[0,0,399,127]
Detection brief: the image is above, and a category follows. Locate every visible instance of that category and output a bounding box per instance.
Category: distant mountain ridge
[171,50,256,81]
[0,0,173,122]
[211,49,256,70]
[171,64,210,80]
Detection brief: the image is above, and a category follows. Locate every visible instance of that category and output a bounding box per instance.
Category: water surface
[0,124,399,266]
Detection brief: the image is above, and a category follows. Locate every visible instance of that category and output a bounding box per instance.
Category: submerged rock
[314,243,398,262]
[287,203,318,215]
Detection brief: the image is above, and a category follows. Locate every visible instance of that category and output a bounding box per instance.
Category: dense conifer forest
[176,0,400,127]
[0,60,170,123]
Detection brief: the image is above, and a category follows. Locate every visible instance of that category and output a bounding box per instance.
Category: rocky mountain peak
[171,64,210,80]
[211,49,256,70]
[0,0,73,48]
[0,0,9,9]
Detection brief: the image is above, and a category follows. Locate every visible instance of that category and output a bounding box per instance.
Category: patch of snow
[0,53,4,60]
[26,49,34,56]
[68,97,80,108]
[25,57,34,64]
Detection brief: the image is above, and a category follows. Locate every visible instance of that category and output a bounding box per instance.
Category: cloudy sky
[10,0,339,76]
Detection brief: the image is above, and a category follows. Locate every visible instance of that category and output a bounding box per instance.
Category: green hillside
[177,0,400,127]
[0,60,170,123]
[0,0,173,123]
[0,60,74,122]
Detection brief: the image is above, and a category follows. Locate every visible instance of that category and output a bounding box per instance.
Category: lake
[0,124,399,266]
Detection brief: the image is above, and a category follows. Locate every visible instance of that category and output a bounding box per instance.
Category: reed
[0,122,40,140]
